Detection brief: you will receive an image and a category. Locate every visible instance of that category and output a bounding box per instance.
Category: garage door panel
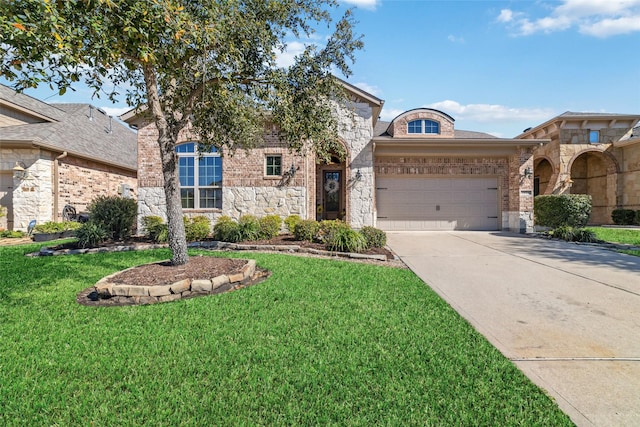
[376,177,498,231]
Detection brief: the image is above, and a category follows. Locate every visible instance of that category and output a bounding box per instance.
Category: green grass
[0,243,573,426]
[586,227,640,245]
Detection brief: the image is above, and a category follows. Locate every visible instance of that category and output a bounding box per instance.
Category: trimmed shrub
[141,216,167,242]
[213,216,241,242]
[75,222,109,248]
[552,226,597,243]
[87,195,137,240]
[238,215,260,241]
[284,215,301,233]
[612,209,636,225]
[534,194,592,228]
[0,230,25,238]
[293,220,320,242]
[360,226,387,249]
[33,221,82,233]
[259,215,283,240]
[636,210,640,225]
[318,220,350,243]
[184,216,210,242]
[325,227,367,253]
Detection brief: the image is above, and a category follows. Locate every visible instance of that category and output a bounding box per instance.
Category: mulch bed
[108,256,248,287]
[48,234,395,260]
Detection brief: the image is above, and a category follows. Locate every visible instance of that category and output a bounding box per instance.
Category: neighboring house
[124,79,546,233]
[0,84,138,231]
[518,113,640,224]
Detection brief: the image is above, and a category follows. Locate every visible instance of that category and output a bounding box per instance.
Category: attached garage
[376,177,499,231]
[372,108,548,233]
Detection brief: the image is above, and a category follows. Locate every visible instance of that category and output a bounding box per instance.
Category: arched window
[176,142,222,209]
[407,119,440,134]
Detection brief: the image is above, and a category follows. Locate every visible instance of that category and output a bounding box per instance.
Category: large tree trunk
[158,131,189,266]
[143,66,189,265]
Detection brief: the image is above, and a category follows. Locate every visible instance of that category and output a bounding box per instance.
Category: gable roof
[121,77,386,128]
[517,111,640,140]
[0,83,63,122]
[0,85,137,171]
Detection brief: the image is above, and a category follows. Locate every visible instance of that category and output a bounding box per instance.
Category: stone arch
[567,149,619,224]
[533,155,555,196]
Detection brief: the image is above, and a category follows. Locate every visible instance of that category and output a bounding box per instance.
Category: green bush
[33,221,82,233]
[213,216,242,242]
[259,215,283,239]
[360,226,387,249]
[184,216,211,242]
[318,220,350,243]
[325,227,367,253]
[87,195,137,240]
[534,194,592,228]
[636,210,640,225]
[237,215,260,241]
[141,216,167,242]
[75,222,109,248]
[0,230,25,238]
[611,209,636,225]
[552,226,597,243]
[293,219,320,242]
[284,215,301,233]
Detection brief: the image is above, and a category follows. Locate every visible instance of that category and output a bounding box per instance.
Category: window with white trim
[176,142,222,209]
[408,119,440,134]
[265,155,282,176]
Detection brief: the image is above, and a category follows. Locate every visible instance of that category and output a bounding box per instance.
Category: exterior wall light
[355,169,362,181]
[522,166,533,179]
[12,162,26,179]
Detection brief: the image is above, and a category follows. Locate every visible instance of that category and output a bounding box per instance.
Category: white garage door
[376,177,499,231]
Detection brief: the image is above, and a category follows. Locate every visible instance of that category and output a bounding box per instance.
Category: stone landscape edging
[91,259,257,306]
[32,240,390,261]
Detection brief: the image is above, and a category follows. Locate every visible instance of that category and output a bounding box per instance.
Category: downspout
[53,151,68,221]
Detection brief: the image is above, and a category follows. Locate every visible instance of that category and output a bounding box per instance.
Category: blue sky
[5,0,640,137]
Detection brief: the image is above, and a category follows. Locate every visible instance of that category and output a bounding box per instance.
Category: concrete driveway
[386,231,640,427]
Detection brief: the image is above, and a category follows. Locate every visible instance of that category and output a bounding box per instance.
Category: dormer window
[408,119,440,134]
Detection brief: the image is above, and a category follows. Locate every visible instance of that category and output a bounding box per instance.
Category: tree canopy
[1,0,364,264]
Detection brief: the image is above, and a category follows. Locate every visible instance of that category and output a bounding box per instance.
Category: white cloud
[99,106,132,117]
[351,81,381,96]
[579,15,640,37]
[339,0,379,10]
[497,9,515,23]
[424,100,554,123]
[379,108,406,122]
[498,0,640,37]
[447,34,465,43]
[275,41,308,68]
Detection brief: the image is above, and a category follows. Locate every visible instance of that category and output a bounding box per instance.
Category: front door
[323,170,342,220]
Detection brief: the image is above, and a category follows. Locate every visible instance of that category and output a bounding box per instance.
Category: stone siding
[135,99,376,230]
[1,147,136,230]
[335,100,375,228]
[1,148,52,230]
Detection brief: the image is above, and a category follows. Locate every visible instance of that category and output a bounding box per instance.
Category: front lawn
[0,244,572,426]
[586,227,640,246]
